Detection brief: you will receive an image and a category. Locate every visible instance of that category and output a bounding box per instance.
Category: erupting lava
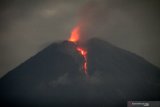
[68,25,89,79]
[69,26,80,42]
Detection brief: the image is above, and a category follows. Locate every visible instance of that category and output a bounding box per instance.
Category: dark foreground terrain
[0,38,160,107]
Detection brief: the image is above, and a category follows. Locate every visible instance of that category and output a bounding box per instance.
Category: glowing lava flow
[76,47,88,76]
[68,25,89,79]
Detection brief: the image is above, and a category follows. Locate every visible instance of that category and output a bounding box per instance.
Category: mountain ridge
[0,38,160,107]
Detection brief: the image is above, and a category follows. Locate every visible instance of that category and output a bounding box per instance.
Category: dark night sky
[0,0,160,77]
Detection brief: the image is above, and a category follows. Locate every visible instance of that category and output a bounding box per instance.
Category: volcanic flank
[0,38,160,107]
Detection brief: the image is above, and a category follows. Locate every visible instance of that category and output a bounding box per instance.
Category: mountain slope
[0,38,160,107]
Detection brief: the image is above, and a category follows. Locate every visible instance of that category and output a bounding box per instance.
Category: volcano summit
[0,38,160,107]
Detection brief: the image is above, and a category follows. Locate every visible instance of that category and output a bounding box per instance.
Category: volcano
[0,38,160,107]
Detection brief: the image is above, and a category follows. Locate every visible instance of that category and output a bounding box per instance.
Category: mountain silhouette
[0,38,160,107]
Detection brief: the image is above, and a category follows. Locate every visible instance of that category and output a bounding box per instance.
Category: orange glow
[84,62,87,75]
[76,47,89,79]
[69,26,80,42]
[68,25,89,79]
[76,47,87,56]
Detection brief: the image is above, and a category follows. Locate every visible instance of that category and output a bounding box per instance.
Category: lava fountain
[68,25,89,79]
[69,26,80,42]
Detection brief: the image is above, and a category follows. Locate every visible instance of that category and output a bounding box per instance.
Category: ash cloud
[79,0,160,68]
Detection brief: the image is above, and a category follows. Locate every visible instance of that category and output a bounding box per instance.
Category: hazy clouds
[0,0,160,77]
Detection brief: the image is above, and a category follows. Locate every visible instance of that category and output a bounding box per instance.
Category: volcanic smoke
[68,25,89,79]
